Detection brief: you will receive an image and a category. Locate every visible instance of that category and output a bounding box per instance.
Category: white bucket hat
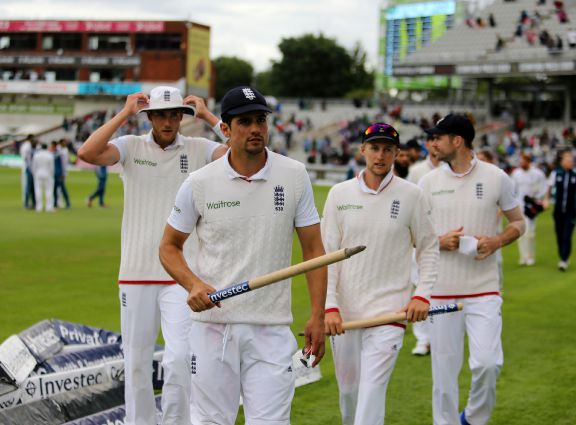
[138,86,196,116]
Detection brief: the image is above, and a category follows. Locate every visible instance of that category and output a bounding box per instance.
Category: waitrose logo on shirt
[336,204,363,211]
[207,200,241,210]
[134,158,158,167]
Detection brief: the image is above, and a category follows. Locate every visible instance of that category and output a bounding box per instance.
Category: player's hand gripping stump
[208,246,366,304]
[338,302,464,331]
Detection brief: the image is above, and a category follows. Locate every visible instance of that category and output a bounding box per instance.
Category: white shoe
[526,259,535,266]
[411,343,430,356]
[558,261,568,271]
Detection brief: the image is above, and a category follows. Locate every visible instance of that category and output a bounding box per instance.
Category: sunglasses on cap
[362,123,399,144]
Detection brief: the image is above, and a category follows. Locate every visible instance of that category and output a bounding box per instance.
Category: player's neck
[448,150,475,174]
[229,148,267,178]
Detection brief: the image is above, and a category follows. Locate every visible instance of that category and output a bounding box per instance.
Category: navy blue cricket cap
[425,113,475,143]
[362,123,400,145]
[220,86,272,116]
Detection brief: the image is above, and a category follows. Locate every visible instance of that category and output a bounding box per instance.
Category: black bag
[524,195,543,219]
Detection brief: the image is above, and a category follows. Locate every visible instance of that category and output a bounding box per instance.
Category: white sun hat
[138,86,196,116]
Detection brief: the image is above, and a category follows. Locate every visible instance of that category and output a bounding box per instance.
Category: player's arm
[78,92,147,165]
[296,223,327,367]
[321,189,344,336]
[402,190,439,322]
[159,224,218,312]
[476,172,526,260]
[184,94,229,149]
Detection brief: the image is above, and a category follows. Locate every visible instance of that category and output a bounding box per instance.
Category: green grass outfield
[0,166,575,424]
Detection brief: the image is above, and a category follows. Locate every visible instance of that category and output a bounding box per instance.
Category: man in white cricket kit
[78,86,227,425]
[32,143,55,212]
[159,86,327,425]
[511,152,547,266]
[322,123,439,425]
[407,132,440,356]
[419,114,525,425]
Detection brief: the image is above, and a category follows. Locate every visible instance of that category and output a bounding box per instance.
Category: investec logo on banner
[24,371,104,398]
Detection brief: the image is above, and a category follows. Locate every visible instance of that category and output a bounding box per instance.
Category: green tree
[348,42,374,93]
[254,70,275,96]
[270,34,354,98]
[213,56,254,101]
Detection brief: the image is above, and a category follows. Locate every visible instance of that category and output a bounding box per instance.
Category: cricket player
[78,86,227,425]
[159,86,327,425]
[407,132,441,356]
[419,114,525,425]
[511,152,547,266]
[322,122,439,425]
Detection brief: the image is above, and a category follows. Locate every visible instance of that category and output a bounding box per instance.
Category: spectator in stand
[32,144,55,213]
[568,28,576,48]
[556,34,564,50]
[544,149,576,271]
[489,13,497,27]
[87,165,108,208]
[539,29,552,46]
[495,35,506,51]
[511,153,548,266]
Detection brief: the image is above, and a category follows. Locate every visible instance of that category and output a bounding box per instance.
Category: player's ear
[220,121,231,139]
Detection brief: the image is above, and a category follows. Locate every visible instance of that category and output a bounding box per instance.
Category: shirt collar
[223,147,272,181]
[357,168,394,194]
[145,131,184,150]
[440,153,478,177]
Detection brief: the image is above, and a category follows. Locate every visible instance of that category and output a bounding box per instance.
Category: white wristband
[212,120,228,143]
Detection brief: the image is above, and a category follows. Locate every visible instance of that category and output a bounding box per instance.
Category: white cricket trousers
[34,175,54,212]
[430,296,503,425]
[331,325,404,425]
[120,284,192,425]
[188,322,297,425]
[518,217,536,263]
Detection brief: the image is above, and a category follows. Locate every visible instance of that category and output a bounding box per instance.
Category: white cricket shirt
[419,158,518,297]
[321,170,439,322]
[167,148,319,324]
[110,131,221,283]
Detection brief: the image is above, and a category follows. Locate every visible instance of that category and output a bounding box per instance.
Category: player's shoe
[460,410,471,425]
[411,342,430,356]
[558,260,568,271]
[526,258,535,266]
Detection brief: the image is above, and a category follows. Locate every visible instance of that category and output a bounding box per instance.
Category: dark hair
[221,113,233,126]
[477,149,495,163]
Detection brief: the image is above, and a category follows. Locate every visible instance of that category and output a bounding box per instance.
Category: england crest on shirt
[274,185,285,211]
[390,199,400,219]
[476,182,484,199]
[180,154,188,173]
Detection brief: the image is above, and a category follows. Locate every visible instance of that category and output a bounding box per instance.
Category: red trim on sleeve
[118,280,177,285]
[412,296,430,304]
[325,308,340,314]
[431,291,500,299]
